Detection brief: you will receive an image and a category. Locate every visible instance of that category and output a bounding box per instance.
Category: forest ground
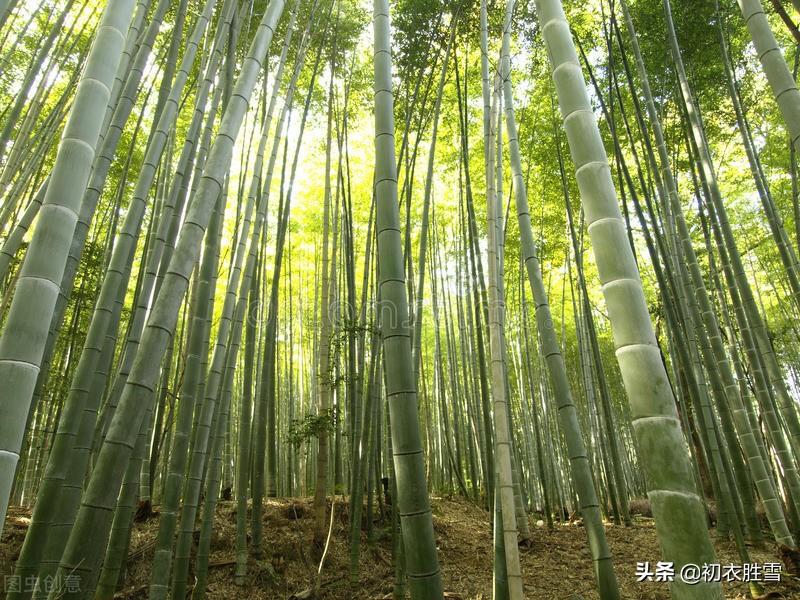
[3,497,799,599]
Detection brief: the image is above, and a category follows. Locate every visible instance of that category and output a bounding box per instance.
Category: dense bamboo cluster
[2,0,800,598]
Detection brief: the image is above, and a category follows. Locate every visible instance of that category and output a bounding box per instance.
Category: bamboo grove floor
[3,496,799,599]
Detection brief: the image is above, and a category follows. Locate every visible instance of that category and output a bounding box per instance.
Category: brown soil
[3,497,799,599]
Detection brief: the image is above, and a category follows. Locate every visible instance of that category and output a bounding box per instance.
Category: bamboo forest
[8,0,800,598]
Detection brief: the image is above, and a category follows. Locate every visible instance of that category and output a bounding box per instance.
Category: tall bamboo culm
[533,1,722,597]
[0,0,137,533]
[372,0,443,596]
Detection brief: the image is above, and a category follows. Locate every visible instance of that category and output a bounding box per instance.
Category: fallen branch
[287,574,345,599]
[113,583,148,598]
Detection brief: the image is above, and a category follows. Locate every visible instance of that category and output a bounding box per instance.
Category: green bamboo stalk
[147,168,225,600]
[0,0,138,535]
[500,4,619,596]
[493,85,532,541]
[737,0,800,153]
[250,0,312,556]
[482,71,524,599]
[410,21,455,386]
[314,57,336,552]
[0,0,76,166]
[10,2,224,591]
[617,0,787,545]
[534,1,722,596]
[44,2,287,596]
[235,245,261,585]
[664,0,800,524]
[373,0,443,595]
[193,167,271,596]
[93,402,154,600]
